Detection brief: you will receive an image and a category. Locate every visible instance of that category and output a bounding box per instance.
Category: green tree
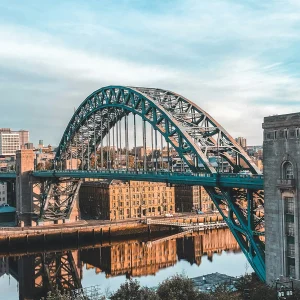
[110,280,159,300]
[156,274,206,300]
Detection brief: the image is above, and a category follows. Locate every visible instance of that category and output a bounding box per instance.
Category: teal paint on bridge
[0,172,17,180]
[32,170,264,190]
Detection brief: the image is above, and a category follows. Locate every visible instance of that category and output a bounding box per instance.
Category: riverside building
[79,180,175,220]
[263,112,300,285]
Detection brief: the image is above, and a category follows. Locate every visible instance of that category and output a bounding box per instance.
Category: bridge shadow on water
[0,228,241,300]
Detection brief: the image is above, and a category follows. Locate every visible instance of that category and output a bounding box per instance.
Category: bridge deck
[30,170,264,189]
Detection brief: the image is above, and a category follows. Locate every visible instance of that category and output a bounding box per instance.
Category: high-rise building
[235,136,247,148]
[16,130,29,149]
[0,128,30,154]
[0,130,20,156]
[263,112,300,285]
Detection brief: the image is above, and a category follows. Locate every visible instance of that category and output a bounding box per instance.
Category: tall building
[235,136,247,148]
[16,130,29,149]
[0,129,20,156]
[79,180,175,220]
[0,128,30,154]
[263,112,300,285]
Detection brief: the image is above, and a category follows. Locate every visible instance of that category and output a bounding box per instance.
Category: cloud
[0,1,300,146]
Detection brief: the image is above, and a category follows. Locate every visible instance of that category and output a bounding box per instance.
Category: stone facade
[79,180,175,220]
[263,112,300,285]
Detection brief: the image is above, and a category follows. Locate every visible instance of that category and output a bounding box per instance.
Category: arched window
[284,162,294,180]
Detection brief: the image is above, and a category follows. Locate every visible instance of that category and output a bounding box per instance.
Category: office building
[0,130,20,156]
[235,137,247,149]
[15,130,29,149]
[263,112,300,285]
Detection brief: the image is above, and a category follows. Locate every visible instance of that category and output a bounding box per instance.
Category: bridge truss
[31,86,265,280]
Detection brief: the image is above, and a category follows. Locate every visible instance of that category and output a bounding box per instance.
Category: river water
[0,228,252,300]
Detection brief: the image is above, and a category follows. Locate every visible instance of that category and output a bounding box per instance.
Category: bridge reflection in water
[1,228,241,300]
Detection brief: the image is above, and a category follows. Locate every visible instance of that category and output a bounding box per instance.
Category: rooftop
[263,112,300,129]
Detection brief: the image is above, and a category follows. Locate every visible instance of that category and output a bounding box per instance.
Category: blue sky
[0,0,299,146]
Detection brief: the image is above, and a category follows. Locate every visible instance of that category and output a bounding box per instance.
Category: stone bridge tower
[16,149,35,226]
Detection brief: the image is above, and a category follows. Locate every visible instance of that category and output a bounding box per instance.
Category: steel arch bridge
[1,86,265,280]
[44,86,264,281]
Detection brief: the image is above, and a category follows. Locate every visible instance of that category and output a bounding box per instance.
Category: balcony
[277,179,296,190]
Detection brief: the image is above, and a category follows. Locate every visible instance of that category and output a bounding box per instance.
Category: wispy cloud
[0,0,300,145]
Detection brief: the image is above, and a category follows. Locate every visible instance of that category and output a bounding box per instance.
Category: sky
[0,0,299,146]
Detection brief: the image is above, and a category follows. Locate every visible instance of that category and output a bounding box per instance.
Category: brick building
[263,112,300,285]
[79,180,175,220]
[174,185,215,213]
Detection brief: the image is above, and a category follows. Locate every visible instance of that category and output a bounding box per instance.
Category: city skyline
[1,1,300,146]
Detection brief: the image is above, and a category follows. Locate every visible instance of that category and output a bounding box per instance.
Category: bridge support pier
[16,149,35,226]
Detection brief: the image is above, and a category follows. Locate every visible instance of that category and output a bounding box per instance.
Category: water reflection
[0,228,241,300]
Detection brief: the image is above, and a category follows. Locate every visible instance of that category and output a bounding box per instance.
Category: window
[285,197,294,214]
[288,264,296,278]
[284,162,294,180]
[288,244,295,258]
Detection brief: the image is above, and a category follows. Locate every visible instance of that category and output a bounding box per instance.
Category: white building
[0,131,20,156]
[0,182,7,205]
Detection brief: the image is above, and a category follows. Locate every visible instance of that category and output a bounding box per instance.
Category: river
[0,228,252,300]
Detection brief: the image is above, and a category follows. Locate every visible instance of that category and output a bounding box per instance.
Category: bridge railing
[35,169,263,179]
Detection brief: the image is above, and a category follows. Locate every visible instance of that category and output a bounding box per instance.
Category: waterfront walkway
[0,212,223,238]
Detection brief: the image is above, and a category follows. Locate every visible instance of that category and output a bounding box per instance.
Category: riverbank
[0,212,224,240]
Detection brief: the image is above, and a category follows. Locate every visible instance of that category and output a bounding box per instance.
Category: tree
[110,280,159,300]
[156,274,206,300]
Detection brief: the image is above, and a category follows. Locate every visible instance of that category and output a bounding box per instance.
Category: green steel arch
[53,86,265,281]
[55,86,260,175]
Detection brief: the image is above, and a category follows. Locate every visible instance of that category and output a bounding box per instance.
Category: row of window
[112,186,168,193]
[265,128,300,140]
[111,206,172,216]
[112,199,172,208]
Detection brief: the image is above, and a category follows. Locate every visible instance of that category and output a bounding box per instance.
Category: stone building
[263,112,300,285]
[79,180,175,220]
[174,185,215,213]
